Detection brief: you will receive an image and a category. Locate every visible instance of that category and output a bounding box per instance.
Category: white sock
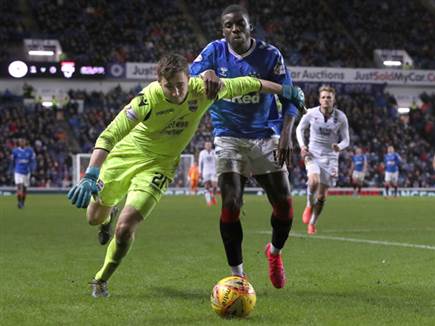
[270,243,281,255]
[310,200,321,225]
[205,191,211,203]
[309,212,317,225]
[307,188,315,207]
[231,263,244,276]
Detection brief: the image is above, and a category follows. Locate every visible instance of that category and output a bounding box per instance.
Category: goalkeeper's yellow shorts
[95,143,179,217]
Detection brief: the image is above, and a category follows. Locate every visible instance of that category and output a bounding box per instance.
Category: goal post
[71,153,194,188]
[72,153,91,186]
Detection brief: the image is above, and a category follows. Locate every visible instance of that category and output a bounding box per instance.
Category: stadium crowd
[31,0,201,64]
[0,91,71,188]
[1,2,434,189]
[1,85,434,189]
[0,1,431,68]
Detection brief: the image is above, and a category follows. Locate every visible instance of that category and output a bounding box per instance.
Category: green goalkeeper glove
[67,167,100,208]
[283,85,307,113]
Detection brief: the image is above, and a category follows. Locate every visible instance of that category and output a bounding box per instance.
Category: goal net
[72,153,194,188]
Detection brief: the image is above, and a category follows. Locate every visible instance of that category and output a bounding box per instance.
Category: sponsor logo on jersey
[319,127,332,136]
[156,108,174,115]
[161,115,189,135]
[188,100,198,112]
[222,93,260,104]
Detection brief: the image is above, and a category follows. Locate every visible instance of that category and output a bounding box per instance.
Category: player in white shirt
[296,85,350,235]
[199,141,218,206]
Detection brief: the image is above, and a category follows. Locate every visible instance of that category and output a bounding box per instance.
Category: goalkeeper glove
[67,166,100,208]
[282,85,307,113]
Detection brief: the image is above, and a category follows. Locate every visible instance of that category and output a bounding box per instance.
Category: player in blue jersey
[10,138,36,208]
[350,147,367,196]
[384,145,401,197]
[190,4,305,289]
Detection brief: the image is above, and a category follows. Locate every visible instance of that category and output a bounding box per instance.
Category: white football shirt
[296,106,350,158]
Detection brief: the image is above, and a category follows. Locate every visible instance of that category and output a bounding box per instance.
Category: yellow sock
[94,237,133,281]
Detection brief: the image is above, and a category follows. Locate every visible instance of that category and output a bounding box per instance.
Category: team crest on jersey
[188,100,198,112]
[218,67,228,77]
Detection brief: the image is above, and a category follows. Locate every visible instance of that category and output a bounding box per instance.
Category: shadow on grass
[114,285,208,301]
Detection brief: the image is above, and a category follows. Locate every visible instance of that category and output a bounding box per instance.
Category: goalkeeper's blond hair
[318,85,336,95]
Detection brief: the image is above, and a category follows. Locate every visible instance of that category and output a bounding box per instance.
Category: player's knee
[220,206,241,223]
[317,195,326,202]
[86,206,107,226]
[86,210,100,225]
[272,197,293,221]
[307,178,319,190]
[115,221,134,243]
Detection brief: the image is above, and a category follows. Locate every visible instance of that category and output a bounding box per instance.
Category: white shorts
[385,171,399,184]
[305,156,338,187]
[214,136,286,178]
[352,170,365,182]
[15,172,31,187]
[202,172,217,183]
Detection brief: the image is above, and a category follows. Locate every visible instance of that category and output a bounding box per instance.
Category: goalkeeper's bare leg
[86,201,115,245]
[90,193,157,297]
[86,201,119,245]
[87,201,113,225]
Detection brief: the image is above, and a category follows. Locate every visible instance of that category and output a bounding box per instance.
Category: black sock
[220,220,243,267]
[271,216,292,250]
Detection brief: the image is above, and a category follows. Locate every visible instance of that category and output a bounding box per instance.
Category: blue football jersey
[190,38,298,138]
[352,154,366,172]
[11,147,36,174]
[384,152,401,173]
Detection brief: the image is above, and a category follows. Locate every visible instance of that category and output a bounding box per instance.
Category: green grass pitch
[1,194,435,325]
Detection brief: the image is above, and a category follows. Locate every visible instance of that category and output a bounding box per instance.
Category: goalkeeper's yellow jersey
[95,76,261,159]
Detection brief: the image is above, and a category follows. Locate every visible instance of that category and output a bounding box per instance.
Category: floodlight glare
[383,60,402,66]
[28,50,55,56]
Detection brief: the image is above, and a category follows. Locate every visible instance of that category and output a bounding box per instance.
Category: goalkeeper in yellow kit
[67,53,305,297]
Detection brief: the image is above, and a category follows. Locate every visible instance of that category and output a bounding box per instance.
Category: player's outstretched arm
[218,77,306,112]
[259,80,306,113]
[201,70,222,100]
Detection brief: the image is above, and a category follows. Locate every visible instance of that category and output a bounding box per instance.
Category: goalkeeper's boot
[90,279,109,298]
[302,206,312,225]
[264,242,286,289]
[308,223,317,235]
[98,206,118,245]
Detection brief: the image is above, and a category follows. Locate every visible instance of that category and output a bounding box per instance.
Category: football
[210,276,256,318]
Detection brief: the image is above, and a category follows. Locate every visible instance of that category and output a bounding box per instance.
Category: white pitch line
[254,231,435,251]
[320,227,435,233]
